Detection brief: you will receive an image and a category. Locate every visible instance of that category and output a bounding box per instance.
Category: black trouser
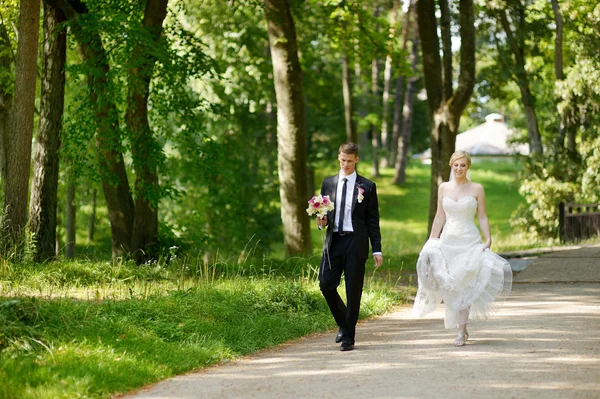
[319,233,366,345]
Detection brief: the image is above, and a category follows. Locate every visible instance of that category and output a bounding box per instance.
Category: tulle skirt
[412,238,513,329]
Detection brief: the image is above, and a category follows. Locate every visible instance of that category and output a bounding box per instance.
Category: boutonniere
[357,186,365,203]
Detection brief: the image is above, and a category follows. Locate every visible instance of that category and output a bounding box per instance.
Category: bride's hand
[483,239,492,251]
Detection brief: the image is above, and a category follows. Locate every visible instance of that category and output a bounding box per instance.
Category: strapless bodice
[441,196,479,240]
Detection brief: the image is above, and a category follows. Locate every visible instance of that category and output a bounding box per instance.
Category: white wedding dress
[412,196,513,328]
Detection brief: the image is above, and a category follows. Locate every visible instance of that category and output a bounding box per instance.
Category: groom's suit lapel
[331,176,338,207]
[330,176,339,222]
[351,174,360,212]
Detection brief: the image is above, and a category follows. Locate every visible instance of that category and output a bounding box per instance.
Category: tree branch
[439,0,453,101]
[449,0,475,122]
[416,0,442,112]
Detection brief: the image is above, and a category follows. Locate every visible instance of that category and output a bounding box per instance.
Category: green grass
[0,260,408,399]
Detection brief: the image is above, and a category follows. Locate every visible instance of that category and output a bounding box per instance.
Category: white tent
[414,113,529,161]
[455,113,529,156]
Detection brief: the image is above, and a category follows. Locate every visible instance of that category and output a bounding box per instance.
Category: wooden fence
[559,202,600,242]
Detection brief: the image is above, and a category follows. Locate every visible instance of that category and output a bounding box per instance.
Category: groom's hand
[373,254,383,268]
[317,216,327,229]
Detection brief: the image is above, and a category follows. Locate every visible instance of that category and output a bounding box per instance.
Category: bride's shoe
[454,330,469,347]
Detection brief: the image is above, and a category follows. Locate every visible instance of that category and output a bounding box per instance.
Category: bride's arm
[429,184,446,239]
[476,185,492,249]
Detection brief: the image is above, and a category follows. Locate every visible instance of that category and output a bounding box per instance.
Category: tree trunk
[264,99,278,176]
[46,0,135,260]
[84,38,134,261]
[566,123,576,153]
[29,3,66,262]
[393,17,419,185]
[551,0,567,150]
[0,21,13,185]
[498,9,543,155]
[2,0,41,253]
[380,53,393,168]
[550,0,563,82]
[522,101,541,153]
[341,54,357,143]
[263,0,312,256]
[127,0,169,264]
[305,105,315,197]
[439,0,453,101]
[381,0,399,168]
[354,62,369,148]
[371,58,380,177]
[367,2,383,176]
[417,0,476,229]
[55,205,62,256]
[390,0,414,167]
[389,73,404,168]
[87,188,96,243]
[65,180,75,258]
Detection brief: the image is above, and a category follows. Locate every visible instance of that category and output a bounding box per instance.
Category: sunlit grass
[0,258,408,399]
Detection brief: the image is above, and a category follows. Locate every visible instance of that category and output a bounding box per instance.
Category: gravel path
[126,244,600,399]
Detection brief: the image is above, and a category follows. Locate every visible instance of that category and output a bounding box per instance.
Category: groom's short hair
[339,142,359,156]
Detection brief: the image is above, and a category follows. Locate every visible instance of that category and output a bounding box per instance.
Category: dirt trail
[126,244,600,399]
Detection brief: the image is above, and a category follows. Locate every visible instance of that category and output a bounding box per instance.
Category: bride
[412,150,512,346]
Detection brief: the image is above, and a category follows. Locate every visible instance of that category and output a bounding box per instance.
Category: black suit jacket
[321,173,382,260]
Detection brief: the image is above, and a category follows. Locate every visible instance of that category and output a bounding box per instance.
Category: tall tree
[46,0,135,260]
[550,0,576,154]
[127,0,169,264]
[0,13,15,185]
[2,0,40,252]
[393,14,420,184]
[87,188,96,243]
[65,178,75,258]
[370,57,381,177]
[495,4,543,155]
[29,2,66,262]
[390,0,414,168]
[370,5,382,178]
[263,0,312,255]
[417,0,476,227]
[341,53,357,143]
[380,0,400,168]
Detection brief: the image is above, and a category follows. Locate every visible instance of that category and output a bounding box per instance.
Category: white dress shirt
[334,171,356,232]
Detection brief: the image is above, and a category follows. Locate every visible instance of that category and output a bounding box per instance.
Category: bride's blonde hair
[449,150,471,166]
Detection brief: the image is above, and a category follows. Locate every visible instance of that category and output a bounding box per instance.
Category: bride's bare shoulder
[470,182,485,195]
[438,181,452,193]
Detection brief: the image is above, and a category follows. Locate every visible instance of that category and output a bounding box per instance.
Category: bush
[510,136,599,241]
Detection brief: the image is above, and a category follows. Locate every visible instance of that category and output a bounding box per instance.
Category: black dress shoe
[340,342,354,351]
[335,330,343,343]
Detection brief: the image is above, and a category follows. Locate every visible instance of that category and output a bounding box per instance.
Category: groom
[317,142,383,351]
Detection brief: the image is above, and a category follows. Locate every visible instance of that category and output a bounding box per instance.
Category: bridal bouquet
[307,195,334,219]
[307,194,334,269]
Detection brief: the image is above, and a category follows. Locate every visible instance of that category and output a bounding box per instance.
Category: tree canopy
[0,0,598,263]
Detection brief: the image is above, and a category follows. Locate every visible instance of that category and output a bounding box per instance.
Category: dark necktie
[339,178,348,232]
